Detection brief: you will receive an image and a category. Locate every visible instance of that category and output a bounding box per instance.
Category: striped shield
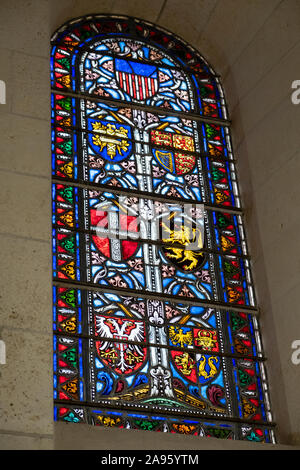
[115,58,159,101]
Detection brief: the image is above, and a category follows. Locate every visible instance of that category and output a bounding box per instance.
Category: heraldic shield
[95,315,147,376]
[160,207,205,272]
[90,205,139,261]
[169,323,221,386]
[152,149,196,176]
[114,58,159,101]
[87,118,132,163]
[171,350,221,386]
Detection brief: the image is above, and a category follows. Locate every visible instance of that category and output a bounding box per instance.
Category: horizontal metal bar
[53,328,265,361]
[53,398,276,428]
[53,279,259,316]
[51,88,231,127]
[52,176,244,215]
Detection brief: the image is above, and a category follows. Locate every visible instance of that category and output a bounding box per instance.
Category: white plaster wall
[0,0,299,449]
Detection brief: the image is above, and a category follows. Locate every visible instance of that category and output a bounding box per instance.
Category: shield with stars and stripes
[115,58,159,101]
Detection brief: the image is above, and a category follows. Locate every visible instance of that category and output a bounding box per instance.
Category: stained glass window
[51,15,275,443]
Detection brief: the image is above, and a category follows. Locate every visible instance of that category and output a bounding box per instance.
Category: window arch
[51,15,275,443]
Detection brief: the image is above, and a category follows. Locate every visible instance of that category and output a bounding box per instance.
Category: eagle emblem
[95,315,146,375]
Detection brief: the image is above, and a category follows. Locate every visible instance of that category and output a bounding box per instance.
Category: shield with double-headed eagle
[95,315,147,375]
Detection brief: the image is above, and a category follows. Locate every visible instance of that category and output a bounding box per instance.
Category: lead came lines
[51,18,274,439]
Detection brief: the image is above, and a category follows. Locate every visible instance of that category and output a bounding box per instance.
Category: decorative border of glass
[54,404,275,443]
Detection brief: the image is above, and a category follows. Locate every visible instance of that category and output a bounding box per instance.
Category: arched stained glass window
[51,15,275,443]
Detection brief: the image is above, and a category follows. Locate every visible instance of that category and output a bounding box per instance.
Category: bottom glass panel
[54,404,275,443]
[53,285,273,435]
